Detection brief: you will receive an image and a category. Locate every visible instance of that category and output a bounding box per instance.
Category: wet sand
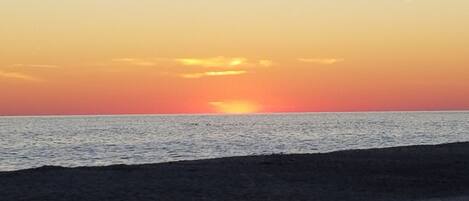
[1,142,469,201]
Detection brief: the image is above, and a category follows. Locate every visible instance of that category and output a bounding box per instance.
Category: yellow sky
[1,0,469,115]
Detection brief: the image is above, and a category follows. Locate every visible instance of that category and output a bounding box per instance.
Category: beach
[1,142,469,201]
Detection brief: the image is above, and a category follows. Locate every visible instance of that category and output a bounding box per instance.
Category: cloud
[180,70,247,79]
[107,57,274,69]
[10,64,59,68]
[111,58,137,62]
[175,57,275,68]
[0,70,42,81]
[298,58,344,65]
[111,58,157,66]
[175,57,247,68]
[258,60,274,67]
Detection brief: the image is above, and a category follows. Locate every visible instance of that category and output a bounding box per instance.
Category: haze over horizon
[1,0,469,115]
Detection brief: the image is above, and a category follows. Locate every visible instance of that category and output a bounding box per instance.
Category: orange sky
[1,0,469,115]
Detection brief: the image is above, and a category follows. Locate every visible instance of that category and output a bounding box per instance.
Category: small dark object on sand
[2,142,469,201]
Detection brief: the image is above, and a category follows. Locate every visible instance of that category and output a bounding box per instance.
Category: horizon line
[1,109,468,118]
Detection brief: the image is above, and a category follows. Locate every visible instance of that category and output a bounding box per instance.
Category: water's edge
[4,141,468,173]
[2,141,469,201]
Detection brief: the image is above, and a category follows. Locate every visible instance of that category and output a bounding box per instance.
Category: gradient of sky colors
[1,0,469,115]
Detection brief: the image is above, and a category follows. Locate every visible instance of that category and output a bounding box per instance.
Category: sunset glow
[210,101,260,114]
[1,0,469,115]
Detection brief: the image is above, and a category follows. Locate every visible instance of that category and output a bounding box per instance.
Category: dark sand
[2,142,469,201]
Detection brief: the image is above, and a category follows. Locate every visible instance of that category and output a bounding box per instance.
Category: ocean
[1,111,468,171]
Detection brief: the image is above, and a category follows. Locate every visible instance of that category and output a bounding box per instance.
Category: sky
[1,0,469,115]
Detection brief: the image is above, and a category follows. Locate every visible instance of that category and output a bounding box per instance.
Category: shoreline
[2,142,469,201]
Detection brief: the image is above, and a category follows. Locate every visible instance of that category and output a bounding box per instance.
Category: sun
[209,101,259,114]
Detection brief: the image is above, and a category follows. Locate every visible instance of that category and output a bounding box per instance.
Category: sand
[1,142,469,201]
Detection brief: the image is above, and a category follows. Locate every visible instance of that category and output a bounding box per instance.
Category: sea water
[1,111,468,171]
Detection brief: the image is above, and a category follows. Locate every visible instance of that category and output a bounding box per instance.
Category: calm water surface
[1,112,468,171]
